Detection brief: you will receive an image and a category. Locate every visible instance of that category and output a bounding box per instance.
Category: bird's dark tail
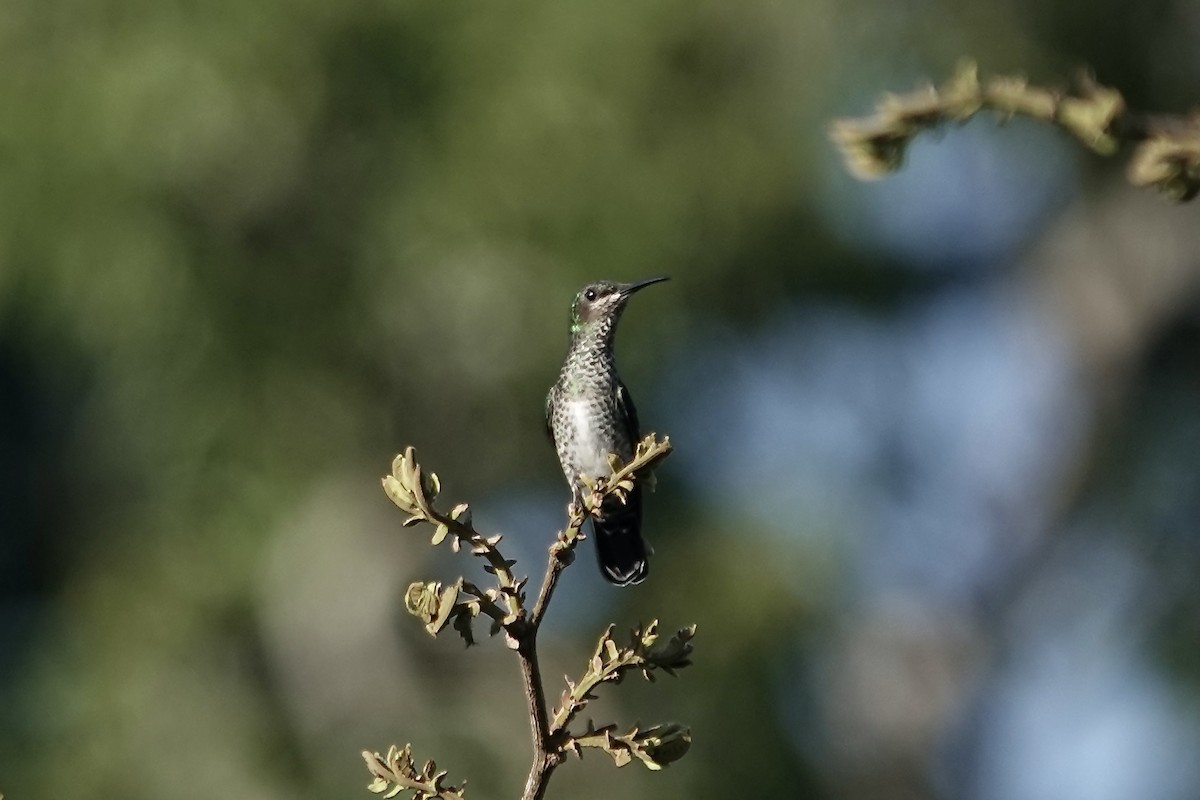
[591,485,648,586]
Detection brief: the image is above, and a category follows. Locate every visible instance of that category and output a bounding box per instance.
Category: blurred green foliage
[2,1,1199,799]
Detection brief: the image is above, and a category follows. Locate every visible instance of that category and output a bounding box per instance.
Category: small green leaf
[382,475,418,513]
[431,581,462,634]
[452,610,475,647]
[636,722,692,768]
[390,453,407,476]
[645,624,696,670]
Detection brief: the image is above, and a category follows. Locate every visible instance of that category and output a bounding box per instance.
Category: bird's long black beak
[618,276,670,296]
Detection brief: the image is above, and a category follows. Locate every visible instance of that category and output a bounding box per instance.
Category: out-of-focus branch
[829,60,1200,202]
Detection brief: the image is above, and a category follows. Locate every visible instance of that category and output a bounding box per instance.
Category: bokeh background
[3,2,1200,798]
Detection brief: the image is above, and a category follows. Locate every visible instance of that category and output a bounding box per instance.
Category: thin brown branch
[531,505,587,625]
[514,439,674,799]
[514,505,588,799]
[517,633,560,800]
[531,553,567,628]
[374,436,681,800]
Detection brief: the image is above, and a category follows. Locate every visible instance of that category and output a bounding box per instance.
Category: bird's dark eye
[584,289,597,301]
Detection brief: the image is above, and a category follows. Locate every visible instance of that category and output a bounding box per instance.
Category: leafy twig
[369,434,689,800]
[550,621,696,735]
[363,745,467,800]
[383,448,525,627]
[829,60,1200,201]
[566,721,693,770]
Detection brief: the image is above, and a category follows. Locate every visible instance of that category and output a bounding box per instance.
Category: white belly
[567,399,613,479]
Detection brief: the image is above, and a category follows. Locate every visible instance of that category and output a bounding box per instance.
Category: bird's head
[569,276,669,336]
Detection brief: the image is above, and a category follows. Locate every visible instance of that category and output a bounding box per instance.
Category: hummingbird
[546,276,669,586]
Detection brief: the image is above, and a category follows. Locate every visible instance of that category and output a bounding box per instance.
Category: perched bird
[546,277,668,585]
